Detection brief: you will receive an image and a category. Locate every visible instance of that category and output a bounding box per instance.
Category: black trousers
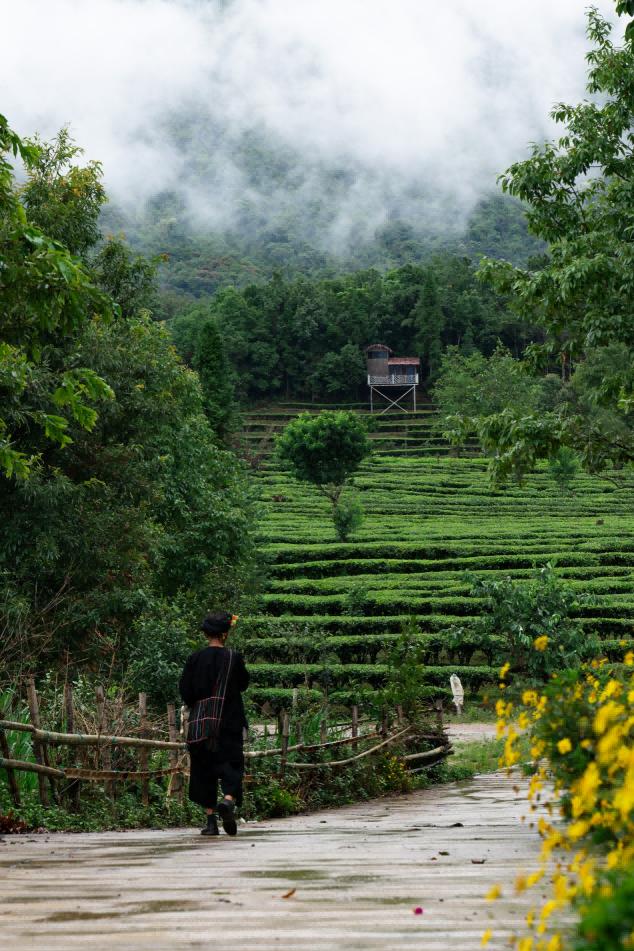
[187,731,244,809]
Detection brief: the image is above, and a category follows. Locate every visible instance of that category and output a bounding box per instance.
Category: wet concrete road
[0,771,545,950]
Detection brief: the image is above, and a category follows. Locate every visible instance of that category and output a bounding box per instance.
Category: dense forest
[169,256,540,403]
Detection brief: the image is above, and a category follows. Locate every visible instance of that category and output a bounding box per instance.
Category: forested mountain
[101,118,544,317]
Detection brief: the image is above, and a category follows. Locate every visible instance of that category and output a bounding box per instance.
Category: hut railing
[368,374,418,385]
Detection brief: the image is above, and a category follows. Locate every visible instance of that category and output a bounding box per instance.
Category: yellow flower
[499,662,511,680]
[518,938,534,951]
[526,870,544,888]
[594,701,624,735]
[485,884,502,901]
[481,929,492,947]
[533,635,549,651]
[600,679,622,702]
[625,650,634,666]
[567,819,590,841]
[557,738,572,755]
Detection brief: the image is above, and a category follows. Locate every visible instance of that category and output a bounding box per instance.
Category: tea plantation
[240,406,634,709]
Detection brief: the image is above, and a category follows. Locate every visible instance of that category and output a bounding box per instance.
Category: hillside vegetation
[238,406,634,709]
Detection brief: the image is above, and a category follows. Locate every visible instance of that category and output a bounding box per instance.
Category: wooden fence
[0,678,450,809]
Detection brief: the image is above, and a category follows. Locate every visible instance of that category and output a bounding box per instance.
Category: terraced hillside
[240,412,634,710]
[240,402,468,460]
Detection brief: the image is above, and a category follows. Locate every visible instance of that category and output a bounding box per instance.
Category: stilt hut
[365,344,420,413]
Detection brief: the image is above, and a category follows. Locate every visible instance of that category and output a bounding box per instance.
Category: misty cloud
[1,0,621,244]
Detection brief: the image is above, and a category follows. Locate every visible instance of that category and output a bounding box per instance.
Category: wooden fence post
[320,717,327,745]
[63,681,81,811]
[138,693,149,807]
[95,686,113,799]
[0,717,20,807]
[167,703,183,800]
[396,704,404,724]
[26,677,50,807]
[280,711,290,778]
[351,705,359,751]
[434,698,444,733]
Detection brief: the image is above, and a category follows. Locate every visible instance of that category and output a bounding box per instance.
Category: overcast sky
[1,0,622,233]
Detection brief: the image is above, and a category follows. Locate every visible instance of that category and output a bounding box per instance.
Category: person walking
[179,611,249,836]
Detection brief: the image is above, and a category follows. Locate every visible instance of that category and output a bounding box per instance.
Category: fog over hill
[1,0,621,274]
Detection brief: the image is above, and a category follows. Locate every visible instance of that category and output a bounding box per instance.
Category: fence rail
[0,678,450,809]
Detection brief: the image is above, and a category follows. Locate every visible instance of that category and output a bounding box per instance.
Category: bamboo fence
[0,679,451,809]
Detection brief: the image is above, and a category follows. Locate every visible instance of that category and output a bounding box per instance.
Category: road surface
[0,770,545,950]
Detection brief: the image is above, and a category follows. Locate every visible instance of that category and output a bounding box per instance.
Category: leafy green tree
[277,411,370,538]
[193,318,237,443]
[92,237,159,319]
[0,120,256,686]
[474,8,634,479]
[0,115,113,480]
[0,312,256,674]
[434,344,543,422]
[20,126,106,258]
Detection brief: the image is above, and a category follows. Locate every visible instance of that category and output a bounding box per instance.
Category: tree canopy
[0,118,256,689]
[276,411,371,502]
[464,8,634,479]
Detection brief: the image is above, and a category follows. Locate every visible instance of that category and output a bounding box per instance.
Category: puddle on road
[41,900,202,923]
[243,868,330,881]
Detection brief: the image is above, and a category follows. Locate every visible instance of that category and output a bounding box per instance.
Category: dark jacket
[179,646,249,734]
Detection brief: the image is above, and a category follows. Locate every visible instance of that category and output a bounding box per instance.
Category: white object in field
[180,705,189,736]
[450,674,464,715]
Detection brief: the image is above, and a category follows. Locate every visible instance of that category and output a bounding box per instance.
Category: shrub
[573,865,634,951]
[342,581,370,616]
[333,495,364,542]
[447,565,598,680]
[549,446,580,493]
[495,649,634,951]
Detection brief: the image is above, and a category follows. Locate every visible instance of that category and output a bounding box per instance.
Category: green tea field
[240,409,634,709]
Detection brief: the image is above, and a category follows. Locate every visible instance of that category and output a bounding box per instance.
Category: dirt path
[0,771,544,950]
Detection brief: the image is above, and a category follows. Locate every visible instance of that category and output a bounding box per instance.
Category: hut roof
[388,356,420,366]
[365,343,393,353]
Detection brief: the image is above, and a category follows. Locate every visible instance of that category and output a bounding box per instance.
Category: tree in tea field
[276,411,370,540]
[470,6,634,480]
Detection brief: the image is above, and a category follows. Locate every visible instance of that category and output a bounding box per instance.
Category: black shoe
[217,798,238,836]
[201,815,219,836]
